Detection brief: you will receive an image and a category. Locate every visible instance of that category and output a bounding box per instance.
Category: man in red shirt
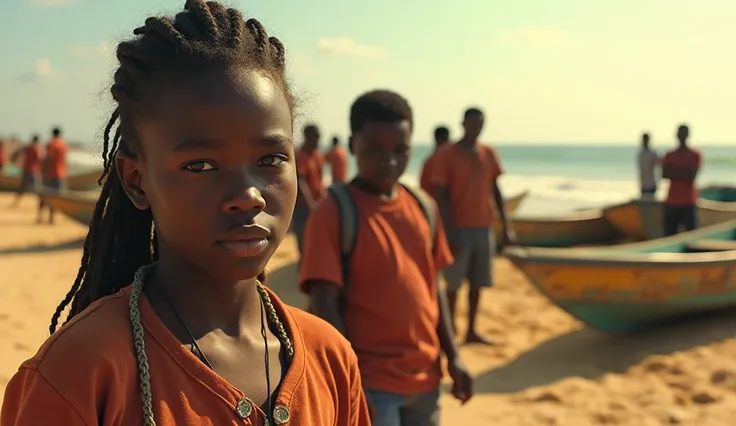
[293,124,325,256]
[12,136,42,207]
[39,127,68,224]
[324,136,348,184]
[661,124,702,236]
[419,126,450,198]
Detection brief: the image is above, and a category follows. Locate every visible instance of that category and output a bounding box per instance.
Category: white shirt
[638,148,660,189]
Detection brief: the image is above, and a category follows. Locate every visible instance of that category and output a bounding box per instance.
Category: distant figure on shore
[662,124,702,236]
[432,107,516,345]
[294,124,325,255]
[638,132,660,200]
[11,135,42,207]
[420,125,450,197]
[325,136,348,183]
[37,127,67,224]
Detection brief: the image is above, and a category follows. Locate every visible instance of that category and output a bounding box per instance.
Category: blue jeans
[364,388,440,426]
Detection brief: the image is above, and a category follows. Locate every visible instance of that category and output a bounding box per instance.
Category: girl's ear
[116,151,150,211]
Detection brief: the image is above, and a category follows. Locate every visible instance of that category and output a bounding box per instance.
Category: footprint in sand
[11,321,24,330]
[13,342,31,351]
[0,313,9,322]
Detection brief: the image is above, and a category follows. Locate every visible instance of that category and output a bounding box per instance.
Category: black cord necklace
[158,287,274,425]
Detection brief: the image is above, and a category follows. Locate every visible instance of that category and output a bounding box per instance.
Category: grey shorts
[19,171,36,192]
[364,388,440,426]
[44,179,65,190]
[443,227,494,291]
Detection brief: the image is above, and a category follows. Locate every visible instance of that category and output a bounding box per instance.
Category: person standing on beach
[420,126,450,197]
[325,136,348,184]
[37,127,68,224]
[432,107,515,345]
[638,132,660,200]
[11,136,42,207]
[300,90,473,426]
[0,2,370,425]
[661,124,702,236]
[293,124,325,256]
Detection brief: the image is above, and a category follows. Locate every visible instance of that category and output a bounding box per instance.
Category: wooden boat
[0,170,102,192]
[494,207,622,247]
[506,219,736,332]
[604,186,736,241]
[501,191,528,215]
[37,189,97,226]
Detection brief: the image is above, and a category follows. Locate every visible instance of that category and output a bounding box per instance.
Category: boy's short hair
[52,127,62,137]
[303,124,319,135]
[463,107,483,120]
[434,126,450,139]
[350,90,413,133]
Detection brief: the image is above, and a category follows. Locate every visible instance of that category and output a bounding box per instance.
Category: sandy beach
[1,192,736,425]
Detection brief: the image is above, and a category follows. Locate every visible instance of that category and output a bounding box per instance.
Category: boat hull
[0,170,101,192]
[38,190,96,226]
[506,221,736,332]
[605,198,736,241]
[496,210,621,247]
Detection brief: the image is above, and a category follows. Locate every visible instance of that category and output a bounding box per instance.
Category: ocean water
[9,144,733,216]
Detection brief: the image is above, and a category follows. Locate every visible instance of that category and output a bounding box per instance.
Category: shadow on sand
[0,237,85,255]
[470,307,736,395]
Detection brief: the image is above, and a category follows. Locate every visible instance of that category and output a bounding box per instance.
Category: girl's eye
[183,161,217,173]
[258,154,287,167]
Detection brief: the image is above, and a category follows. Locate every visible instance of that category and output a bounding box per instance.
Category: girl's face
[118,66,297,282]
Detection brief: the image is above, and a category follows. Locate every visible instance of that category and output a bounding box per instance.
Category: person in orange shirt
[292,124,325,255]
[325,136,349,184]
[36,127,68,224]
[11,135,42,207]
[300,90,473,426]
[0,3,370,425]
[432,107,516,345]
[419,126,450,197]
[661,124,702,236]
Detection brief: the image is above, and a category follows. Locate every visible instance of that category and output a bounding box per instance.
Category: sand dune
[1,193,735,425]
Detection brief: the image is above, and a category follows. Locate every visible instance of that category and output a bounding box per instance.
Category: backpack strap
[400,183,437,253]
[327,182,359,317]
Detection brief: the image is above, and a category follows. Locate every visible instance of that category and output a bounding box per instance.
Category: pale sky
[1,0,734,145]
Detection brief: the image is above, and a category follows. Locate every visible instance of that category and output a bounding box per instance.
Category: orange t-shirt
[325,147,349,183]
[1,286,370,426]
[0,145,5,167]
[298,185,454,395]
[431,143,503,228]
[22,145,41,174]
[663,147,702,206]
[295,148,325,204]
[44,137,67,180]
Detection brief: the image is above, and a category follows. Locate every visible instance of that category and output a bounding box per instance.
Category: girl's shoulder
[18,290,137,385]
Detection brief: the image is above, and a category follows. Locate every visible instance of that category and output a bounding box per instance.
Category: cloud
[498,27,567,48]
[69,42,114,58]
[316,37,386,59]
[18,58,59,82]
[29,0,76,6]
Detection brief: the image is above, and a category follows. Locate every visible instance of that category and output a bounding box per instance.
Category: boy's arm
[298,197,347,335]
[436,281,458,360]
[434,187,455,239]
[298,179,318,210]
[493,184,511,232]
[307,281,346,335]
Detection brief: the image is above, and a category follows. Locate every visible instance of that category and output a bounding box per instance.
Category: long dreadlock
[50,0,294,334]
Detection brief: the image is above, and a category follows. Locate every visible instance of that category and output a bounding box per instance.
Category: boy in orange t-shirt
[431,107,516,345]
[293,124,325,255]
[11,136,42,207]
[661,124,702,236]
[1,3,370,425]
[325,136,349,184]
[419,126,450,197]
[300,90,473,426]
[38,127,68,224]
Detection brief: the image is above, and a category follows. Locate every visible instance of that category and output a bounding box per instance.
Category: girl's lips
[216,238,269,257]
